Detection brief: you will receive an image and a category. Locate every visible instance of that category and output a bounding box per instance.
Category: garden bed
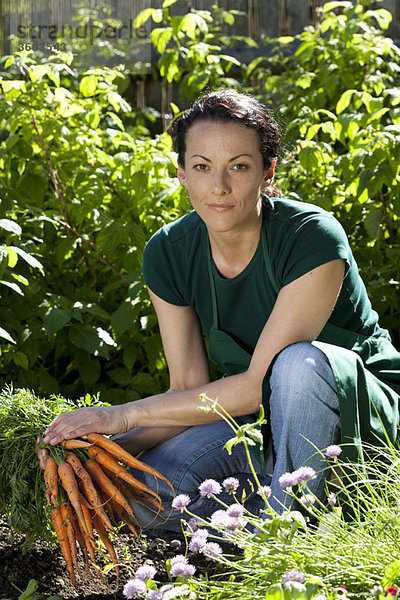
[0,515,204,600]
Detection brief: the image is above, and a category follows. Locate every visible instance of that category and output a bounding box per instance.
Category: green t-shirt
[141,198,386,356]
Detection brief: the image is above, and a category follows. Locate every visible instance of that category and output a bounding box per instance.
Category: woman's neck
[208,216,263,279]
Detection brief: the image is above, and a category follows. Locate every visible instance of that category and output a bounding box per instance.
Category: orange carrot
[51,506,78,589]
[109,497,140,538]
[104,465,163,512]
[69,509,91,573]
[60,500,81,578]
[84,458,137,523]
[91,511,120,580]
[63,439,93,450]
[44,456,58,506]
[58,461,91,540]
[66,452,114,532]
[87,433,174,492]
[87,446,162,502]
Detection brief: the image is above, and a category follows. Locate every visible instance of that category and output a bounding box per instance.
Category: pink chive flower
[385,587,399,596]
[199,479,222,498]
[188,529,208,552]
[326,445,342,459]
[123,578,148,599]
[223,477,240,493]
[300,494,315,507]
[186,517,200,533]
[170,561,196,578]
[135,565,157,581]
[171,494,191,512]
[293,466,316,484]
[328,492,337,507]
[257,485,272,498]
[278,472,298,489]
[170,555,188,566]
[210,510,232,528]
[147,592,162,600]
[202,542,223,561]
[159,585,174,597]
[226,504,245,518]
[282,569,305,585]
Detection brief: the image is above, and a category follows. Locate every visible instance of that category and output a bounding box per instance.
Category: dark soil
[0,516,215,600]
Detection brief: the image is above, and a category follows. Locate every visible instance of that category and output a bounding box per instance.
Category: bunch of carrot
[43,433,173,589]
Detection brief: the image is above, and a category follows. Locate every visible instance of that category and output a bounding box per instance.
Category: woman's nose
[212,170,230,196]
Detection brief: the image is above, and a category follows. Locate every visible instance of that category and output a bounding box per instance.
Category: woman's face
[177,120,274,236]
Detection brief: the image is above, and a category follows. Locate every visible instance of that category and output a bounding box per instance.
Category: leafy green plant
[247,0,400,340]
[0,52,187,399]
[121,397,400,600]
[133,0,257,100]
[0,385,108,551]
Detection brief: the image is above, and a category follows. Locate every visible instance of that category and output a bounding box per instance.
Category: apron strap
[261,228,280,296]
[206,240,219,329]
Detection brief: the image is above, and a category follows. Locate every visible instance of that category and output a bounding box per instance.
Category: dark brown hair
[170,89,282,171]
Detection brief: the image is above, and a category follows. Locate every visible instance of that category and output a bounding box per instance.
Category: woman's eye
[233,163,248,171]
[194,163,209,171]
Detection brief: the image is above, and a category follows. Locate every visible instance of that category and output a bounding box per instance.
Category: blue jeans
[127,342,340,532]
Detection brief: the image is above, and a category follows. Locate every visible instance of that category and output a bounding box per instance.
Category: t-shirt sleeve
[278,212,351,287]
[141,229,189,306]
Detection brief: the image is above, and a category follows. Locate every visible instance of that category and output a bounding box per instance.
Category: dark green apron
[206,227,400,467]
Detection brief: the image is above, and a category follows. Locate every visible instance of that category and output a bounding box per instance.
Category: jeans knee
[269,342,338,416]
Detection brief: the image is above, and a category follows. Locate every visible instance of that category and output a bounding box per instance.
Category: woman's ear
[262,161,276,190]
[177,164,188,187]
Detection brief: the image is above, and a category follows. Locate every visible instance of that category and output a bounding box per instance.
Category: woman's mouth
[207,204,234,212]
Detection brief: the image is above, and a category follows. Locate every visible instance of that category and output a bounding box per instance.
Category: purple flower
[147,591,162,600]
[159,585,174,596]
[257,485,272,498]
[299,494,315,507]
[170,561,196,578]
[185,517,200,533]
[385,586,399,596]
[293,466,316,484]
[222,477,240,493]
[188,529,208,552]
[278,472,298,489]
[123,578,148,599]
[170,555,188,566]
[326,445,342,459]
[282,569,305,585]
[136,565,157,580]
[226,504,245,518]
[328,492,337,507]
[199,479,222,498]
[202,542,223,561]
[171,494,191,512]
[210,510,232,528]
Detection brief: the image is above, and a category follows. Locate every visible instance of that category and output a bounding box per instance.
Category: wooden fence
[1,0,400,42]
[1,0,400,124]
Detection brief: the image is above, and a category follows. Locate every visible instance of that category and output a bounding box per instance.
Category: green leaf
[0,326,16,343]
[162,0,178,7]
[336,89,355,114]
[383,559,400,590]
[43,307,71,335]
[97,327,117,347]
[180,13,208,40]
[364,207,381,240]
[13,351,29,370]
[133,8,154,28]
[79,75,98,98]
[79,358,101,385]
[9,246,44,274]
[0,279,24,295]
[0,219,22,236]
[265,583,284,600]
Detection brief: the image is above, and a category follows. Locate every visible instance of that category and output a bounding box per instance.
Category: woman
[42,90,400,532]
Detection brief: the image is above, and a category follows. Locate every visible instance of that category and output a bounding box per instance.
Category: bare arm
[44,259,345,444]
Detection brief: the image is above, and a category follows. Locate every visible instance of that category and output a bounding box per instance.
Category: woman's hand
[42,404,132,446]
